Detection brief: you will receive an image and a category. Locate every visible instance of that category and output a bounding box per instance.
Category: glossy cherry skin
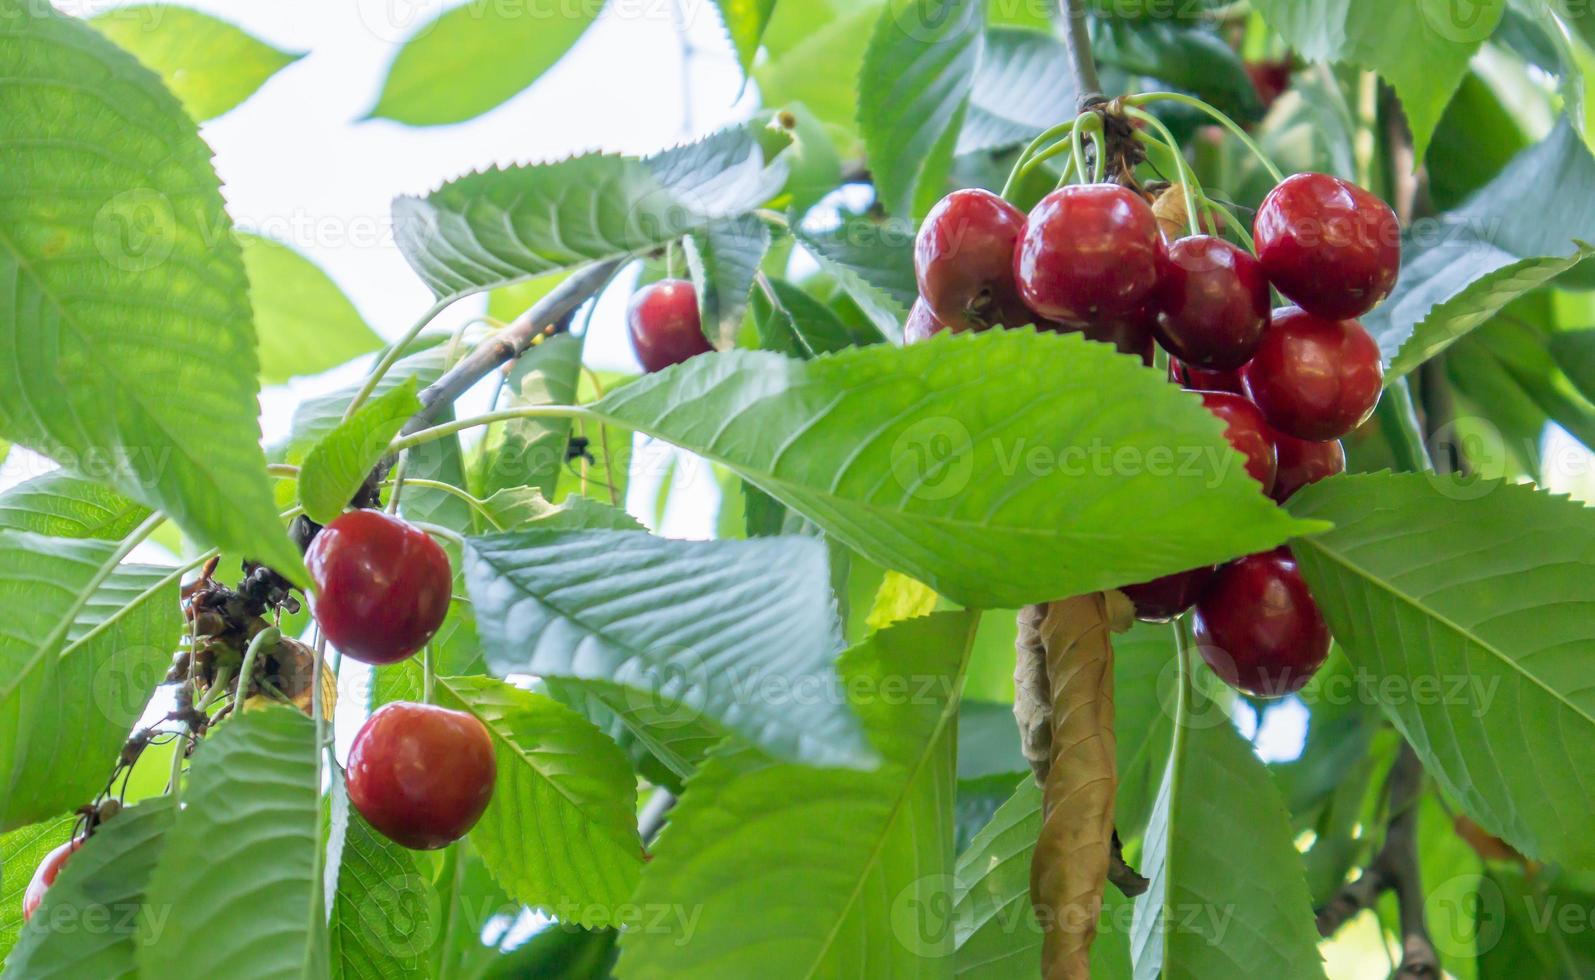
[1170,359,1245,394]
[627,279,713,372]
[1242,307,1383,441]
[23,838,81,922]
[1014,184,1164,323]
[346,702,497,850]
[1271,431,1345,502]
[1122,566,1216,622]
[1254,173,1400,320]
[914,189,1029,332]
[1046,303,1156,363]
[1199,391,1277,493]
[1194,549,1331,698]
[904,298,947,344]
[306,510,452,666]
[1153,235,1271,370]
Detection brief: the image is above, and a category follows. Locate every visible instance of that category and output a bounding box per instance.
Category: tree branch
[1059,0,1102,108]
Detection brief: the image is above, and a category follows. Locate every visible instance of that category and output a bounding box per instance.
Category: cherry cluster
[910,172,1399,697]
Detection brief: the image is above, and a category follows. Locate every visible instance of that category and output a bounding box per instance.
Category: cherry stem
[1198,197,1255,251]
[1001,119,1078,201]
[381,478,504,530]
[1058,0,1102,106]
[388,404,596,455]
[1125,91,1285,184]
[1124,108,1202,236]
[235,626,281,712]
[1376,378,1435,473]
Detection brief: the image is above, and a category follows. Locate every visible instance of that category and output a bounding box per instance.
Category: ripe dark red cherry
[1170,359,1245,394]
[306,510,452,666]
[346,702,497,850]
[23,838,81,922]
[1242,307,1383,441]
[1122,566,1216,622]
[1194,549,1331,698]
[1199,391,1277,493]
[1152,235,1270,370]
[1014,183,1164,323]
[1254,173,1400,320]
[1271,431,1345,502]
[627,279,713,372]
[904,298,947,344]
[1047,303,1156,363]
[914,189,1029,332]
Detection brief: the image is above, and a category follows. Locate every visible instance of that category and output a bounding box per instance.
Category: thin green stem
[234,627,280,709]
[1002,120,1078,200]
[411,521,467,550]
[386,452,409,514]
[1377,377,1435,473]
[381,478,503,530]
[168,725,188,802]
[344,298,451,419]
[267,464,299,479]
[1126,91,1285,183]
[1070,121,1089,186]
[1125,108,1201,236]
[1198,197,1255,251]
[388,404,595,455]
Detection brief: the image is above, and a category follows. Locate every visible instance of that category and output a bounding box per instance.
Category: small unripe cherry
[1242,307,1383,442]
[1254,173,1400,320]
[23,838,81,922]
[914,189,1029,332]
[627,279,713,372]
[306,510,453,666]
[1194,549,1331,698]
[1014,183,1164,323]
[1271,431,1346,502]
[346,702,497,850]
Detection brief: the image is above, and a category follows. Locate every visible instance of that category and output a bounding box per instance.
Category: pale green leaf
[299,378,422,524]
[684,214,769,348]
[617,611,978,979]
[473,334,583,504]
[436,676,643,926]
[793,215,917,336]
[368,0,602,125]
[89,5,301,120]
[394,126,785,303]
[139,707,324,978]
[239,234,383,385]
[477,488,643,532]
[0,814,75,959]
[1288,472,1595,866]
[0,1,300,576]
[462,529,871,768]
[755,0,882,152]
[0,471,149,540]
[1251,0,1505,158]
[713,0,777,73]
[3,798,175,979]
[585,331,1321,609]
[858,0,984,217]
[958,27,1075,156]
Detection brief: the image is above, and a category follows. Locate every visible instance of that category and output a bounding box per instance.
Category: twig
[1059,0,1102,108]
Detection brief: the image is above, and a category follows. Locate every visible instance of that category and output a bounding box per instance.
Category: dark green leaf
[751,276,870,357]
[794,214,917,335]
[330,806,435,980]
[1094,19,1262,123]
[474,334,584,505]
[300,379,421,524]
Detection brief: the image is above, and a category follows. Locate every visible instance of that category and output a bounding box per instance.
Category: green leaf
[89,5,301,120]
[240,234,383,385]
[959,27,1075,156]
[586,331,1321,608]
[477,489,643,533]
[1094,18,1261,124]
[793,215,918,335]
[280,346,449,464]
[140,707,324,979]
[3,798,176,979]
[368,0,602,125]
[1366,122,1595,382]
[858,0,984,217]
[616,611,978,978]
[330,806,436,980]
[1287,472,1595,866]
[0,814,75,959]
[299,378,422,524]
[713,0,778,73]
[684,215,769,347]
[434,676,643,926]
[1251,0,1504,159]
[462,529,872,768]
[472,923,617,979]
[1130,692,1325,979]
[755,0,883,152]
[1551,328,1595,404]
[394,126,785,303]
[0,1,301,576]
[0,471,149,540]
[751,276,870,357]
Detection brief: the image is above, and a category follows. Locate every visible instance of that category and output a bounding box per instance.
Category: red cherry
[627,279,713,372]
[1169,359,1245,394]
[306,510,452,666]
[1014,183,1164,323]
[1242,307,1383,441]
[1153,235,1270,370]
[1271,431,1345,502]
[904,298,947,344]
[1245,59,1292,109]
[1199,391,1277,493]
[1121,566,1216,622]
[1254,173,1400,320]
[914,189,1029,332]
[23,838,81,922]
[1045,303,1156,363]
[1194,550,1331,698]
[346,702,497,850]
